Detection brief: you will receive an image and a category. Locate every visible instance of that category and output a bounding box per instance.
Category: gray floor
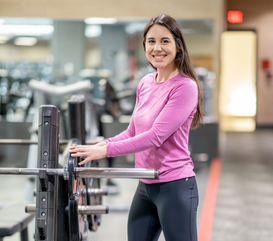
[211,128,273,241]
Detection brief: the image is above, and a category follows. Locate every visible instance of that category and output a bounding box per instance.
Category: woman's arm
[107,81,198,157]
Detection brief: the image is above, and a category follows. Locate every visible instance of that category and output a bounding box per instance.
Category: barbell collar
[25,204,36,214]
[78,205,109,214]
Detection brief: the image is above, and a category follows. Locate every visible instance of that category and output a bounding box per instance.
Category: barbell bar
[0,166,159,179]
[0,138,103,145]
[25,204,109,215]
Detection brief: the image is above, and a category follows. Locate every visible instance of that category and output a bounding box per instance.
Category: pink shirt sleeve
[106,81,198,157]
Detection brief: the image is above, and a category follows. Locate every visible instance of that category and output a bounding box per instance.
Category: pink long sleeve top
[105,72,198,184]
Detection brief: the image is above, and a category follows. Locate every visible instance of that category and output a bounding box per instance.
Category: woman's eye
[162,40,169,43]
[148,40,155,44]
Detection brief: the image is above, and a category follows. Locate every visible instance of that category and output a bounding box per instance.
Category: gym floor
[1,128,273,241]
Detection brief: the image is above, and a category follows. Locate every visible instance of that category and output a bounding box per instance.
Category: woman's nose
[154,43,162,51]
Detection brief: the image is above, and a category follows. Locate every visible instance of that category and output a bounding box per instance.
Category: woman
[70,13,203,241]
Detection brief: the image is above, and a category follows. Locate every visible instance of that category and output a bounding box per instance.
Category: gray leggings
[128,177,199,241]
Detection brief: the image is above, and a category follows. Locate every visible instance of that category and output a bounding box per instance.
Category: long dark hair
[143,13,204,129]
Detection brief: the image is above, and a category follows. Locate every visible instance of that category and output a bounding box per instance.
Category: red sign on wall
[227,11,243,23]
[262,59,270,70]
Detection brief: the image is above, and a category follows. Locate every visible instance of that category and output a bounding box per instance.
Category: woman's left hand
[69,144,107,165]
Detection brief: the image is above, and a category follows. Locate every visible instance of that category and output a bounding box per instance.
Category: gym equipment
[0,96,158,241]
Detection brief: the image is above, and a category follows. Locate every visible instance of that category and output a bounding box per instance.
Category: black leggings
[128,177,199,241]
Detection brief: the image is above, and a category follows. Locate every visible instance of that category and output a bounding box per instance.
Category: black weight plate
[67,139,88,241]
[66,140,102,235]
[78,179,88,241]
[68,154,79,199]
[67,170,88,241]
[67,140,79,199]
[68,199,79,241]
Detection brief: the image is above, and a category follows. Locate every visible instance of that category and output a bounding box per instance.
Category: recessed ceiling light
[85,25,102,38]
[0,25,54,36]
[84,17,117,25]
[14,37,38,46]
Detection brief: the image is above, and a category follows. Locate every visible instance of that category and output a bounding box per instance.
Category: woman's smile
[153,55,167,62]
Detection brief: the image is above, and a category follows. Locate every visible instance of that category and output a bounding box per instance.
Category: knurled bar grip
[0,167,159,179]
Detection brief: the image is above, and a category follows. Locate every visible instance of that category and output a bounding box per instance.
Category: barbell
[0,166,158,179]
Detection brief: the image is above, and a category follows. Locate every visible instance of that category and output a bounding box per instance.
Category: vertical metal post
[68,95,86,145]
[35,105,60,241]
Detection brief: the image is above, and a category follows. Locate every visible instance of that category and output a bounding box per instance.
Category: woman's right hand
[69,142,107,165]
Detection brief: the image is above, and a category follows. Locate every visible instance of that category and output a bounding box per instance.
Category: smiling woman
[69,13,204,241]
[144,24,178,82]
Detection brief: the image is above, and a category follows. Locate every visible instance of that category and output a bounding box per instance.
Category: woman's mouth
[153,55,166,59]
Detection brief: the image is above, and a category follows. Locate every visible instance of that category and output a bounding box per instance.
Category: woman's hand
[69,141,107,165]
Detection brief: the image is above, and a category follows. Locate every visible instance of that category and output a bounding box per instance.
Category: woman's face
[145,24,178,71]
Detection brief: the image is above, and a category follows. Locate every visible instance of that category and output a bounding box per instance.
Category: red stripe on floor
[198,158,222,241]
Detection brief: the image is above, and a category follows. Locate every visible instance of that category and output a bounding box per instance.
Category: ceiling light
[14,37,38,46]
[85,25,102,38]
[0,25,54,36]
[84,17,117,25]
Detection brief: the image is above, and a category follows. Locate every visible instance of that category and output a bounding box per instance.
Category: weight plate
[68,198,88,241]
[67,142,89,241]
[66,140,103,236]
[66,139,88,241]
[87,160,102,232]
[68,199,79,241]
[68,154,78,199]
